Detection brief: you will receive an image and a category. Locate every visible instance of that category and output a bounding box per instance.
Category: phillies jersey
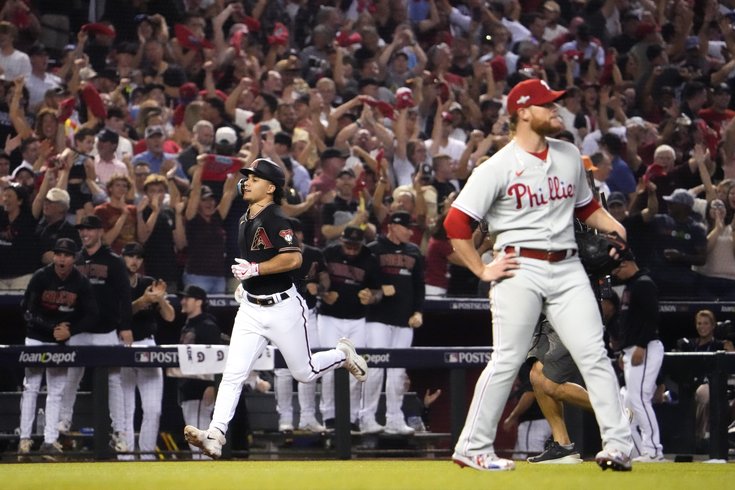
[452,138,594,251]
[237,202,300,295]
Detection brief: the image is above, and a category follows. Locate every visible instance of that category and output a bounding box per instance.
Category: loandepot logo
[18,351,77,365]
[362,353,390,364]
[444,352,492,364]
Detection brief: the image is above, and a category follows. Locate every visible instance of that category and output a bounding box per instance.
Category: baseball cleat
[384,420,415,435]
[184,425,226,459]
[278,422,294,432]
[452,452,515,471]
[110,431,128,452]
[596,448,632,471]
[39,441,64,462]
[298,420,327,433]
[336,338,368,382]
[17,438,32,463]
[360,418,384,435]
[632,454,669,463]
[528,441,582,464]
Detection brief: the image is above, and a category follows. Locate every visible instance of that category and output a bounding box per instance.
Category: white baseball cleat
[384,419,415,435]
[596,448,633,471]
[184,425,226,459]
[298,420,327,433]
[452,452,515,471]
[278,422,294,432]
[360,418,385,435]
[336,338,368,382]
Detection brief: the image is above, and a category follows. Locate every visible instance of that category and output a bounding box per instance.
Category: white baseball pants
[19,338,67,444]
[121,337,163,459]
[623,339,664,459]
[318,315,367,422]
[359,322,413,426]
[275,308,321,426]
[181,398,214,458]
[455,257,633,457]
[60,331,126,435]
[209,287,347,435]
[513,419,552,459]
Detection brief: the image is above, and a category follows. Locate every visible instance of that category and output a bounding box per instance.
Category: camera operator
[675,310,734,445]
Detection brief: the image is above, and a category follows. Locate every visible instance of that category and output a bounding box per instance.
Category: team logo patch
[517,95,530,105]
[279,228,294,245]
[251,227,274,250]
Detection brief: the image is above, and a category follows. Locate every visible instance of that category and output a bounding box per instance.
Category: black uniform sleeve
[631,278,659,348]
[22,271,56,335]
[267,213,301,253]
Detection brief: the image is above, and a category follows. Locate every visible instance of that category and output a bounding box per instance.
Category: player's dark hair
[273,185,285,204]
[508,112,519,133]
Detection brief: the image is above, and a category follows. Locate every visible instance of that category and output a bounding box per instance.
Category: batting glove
[232,258,260,280]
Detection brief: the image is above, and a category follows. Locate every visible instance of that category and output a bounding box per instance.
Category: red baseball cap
[506,79,565,115]
[82,23,116,38]
[174,24,214,51]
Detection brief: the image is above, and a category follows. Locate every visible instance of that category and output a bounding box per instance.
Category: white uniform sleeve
[451,160,504,221]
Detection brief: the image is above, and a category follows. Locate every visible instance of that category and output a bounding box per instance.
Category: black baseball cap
[200,185,215,199]
[239,158,286,188]
[75,215,104,229]
[121,242,145,257]
[342,226,365,243]
[388,211,413,227]
[178,285,207,302]
[53,238,79,255]
[321,147,349,160]
[97,128,119,144]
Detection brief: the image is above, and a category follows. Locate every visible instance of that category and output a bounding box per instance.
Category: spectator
[133,125,188,186]
[699,83,735,137]
[94,129,128,186]
[25,43,61,112]
[178,120,214,178]
[182,165,238,294]
[121,241,175,460]
[136,173,185,291]
[599,132,636,202]
[320,167,375,245]
[0,183,38,290]
[429,154,460,215]
[17,238,97,462]
[0,21,31,81]
[642,188,707,298]
[675,310,734,445]
[692,199,735,300]
[94,174,137,255]
[33,186,80,265]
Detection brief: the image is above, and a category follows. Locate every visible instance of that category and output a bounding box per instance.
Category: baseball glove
[575,231,629,277]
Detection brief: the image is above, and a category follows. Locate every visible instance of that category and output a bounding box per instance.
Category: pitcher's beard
[530,117,563,137]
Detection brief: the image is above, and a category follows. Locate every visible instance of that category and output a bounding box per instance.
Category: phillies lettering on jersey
[507,177,576,209]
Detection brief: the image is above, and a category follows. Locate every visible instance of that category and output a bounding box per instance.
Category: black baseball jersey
[22,264,98,343]
[178,312,223,402]
[319,243,381,320]
[76,245,133,334]
[366,235,425,327]
[617,270,659,349]
[237,202,300,295]
[130,275,160,341]
[293,244,327,310]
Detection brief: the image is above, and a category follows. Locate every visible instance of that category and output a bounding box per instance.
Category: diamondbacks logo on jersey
[251,227,274,250]
[279,228,294,245]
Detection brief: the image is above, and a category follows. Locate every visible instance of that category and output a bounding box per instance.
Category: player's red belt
[504,247,577,262]
[246,292,289,306]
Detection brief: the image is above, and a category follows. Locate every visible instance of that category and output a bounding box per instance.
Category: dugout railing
[0,345,733,461]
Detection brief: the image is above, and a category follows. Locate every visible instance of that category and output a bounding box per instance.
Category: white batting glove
[231,258,260,280]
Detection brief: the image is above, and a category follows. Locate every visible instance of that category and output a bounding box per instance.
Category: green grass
[1,460,733,490]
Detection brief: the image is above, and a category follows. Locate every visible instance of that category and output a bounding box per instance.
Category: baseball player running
[184,158,368,459]
[444,78,633,471]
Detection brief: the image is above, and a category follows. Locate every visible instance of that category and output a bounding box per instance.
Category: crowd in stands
[2,0,735,301]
